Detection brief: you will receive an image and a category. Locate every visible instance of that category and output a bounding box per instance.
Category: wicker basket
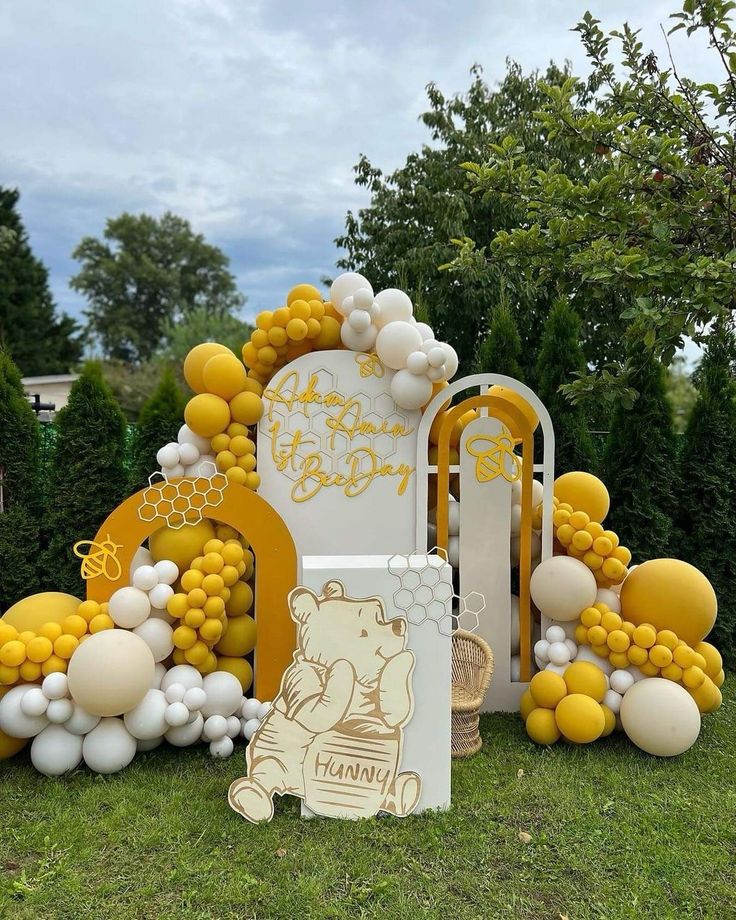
[451,630,494,758]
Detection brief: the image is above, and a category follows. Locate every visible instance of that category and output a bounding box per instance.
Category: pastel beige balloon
[68,630,155,717]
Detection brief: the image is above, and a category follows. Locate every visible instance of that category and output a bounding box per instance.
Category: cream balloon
[390,369,432,410]
[31,725,83,776]
[620,678,701,757]
[530,556,597,622]
[108,586,151,629]
[67,630,155,717]
[376,321,422,370]
[340,322,378,352]
[133,617,174,663]
[82,718,137,773]
[329,273,373,315]
[373,289,413,326]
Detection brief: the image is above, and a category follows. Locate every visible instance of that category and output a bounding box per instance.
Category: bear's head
[289,581,407,685]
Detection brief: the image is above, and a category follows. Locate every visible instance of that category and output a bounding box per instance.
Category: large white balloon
[177,423,211,455]
[201,672,243,718]
[330,273,373,315]
[160,665,203,693]
[124,689,169,740]
[31,725,84,776]
[0,686,49,738]
[375,321,422,370]
[340,322,377,353]
[620,678,701,757]
[530,556,597,622]
[67,630,155,717]
[83,718,137,773]
[390,369,432,410]
[373,289,413,326]
[133,617,174,663]
[108,586,151,629]
[595,587,621,614]
[130,545,154,576]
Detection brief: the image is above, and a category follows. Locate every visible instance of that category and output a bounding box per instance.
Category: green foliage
[72,212,245,364]
[160,305,252,371]
[129,369,186,492]
[336,62,589,374]
[448,2,736,402]
[98,359,173,421]
[534,301,596,474]
[603,343,678,559]
[676,330,736,664]
[42,363,127,596]
[474,300,524,379]
[0,188,81,375]
[666,355,698,432]
[0,349,42,609]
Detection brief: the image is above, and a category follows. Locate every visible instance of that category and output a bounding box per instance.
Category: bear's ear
[289,586,320,623]
[322,580,345,599]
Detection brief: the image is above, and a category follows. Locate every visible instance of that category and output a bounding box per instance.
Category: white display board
[302,554,452,814]
[258,352,420,558]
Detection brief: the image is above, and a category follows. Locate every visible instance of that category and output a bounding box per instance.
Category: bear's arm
[291,659,356,733]
[379,650,416,727]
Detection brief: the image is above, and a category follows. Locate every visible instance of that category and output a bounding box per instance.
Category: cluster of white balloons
[329,272,459,410]
[156,424,217,478]
[107,560,179,664]
[534,623,578,672]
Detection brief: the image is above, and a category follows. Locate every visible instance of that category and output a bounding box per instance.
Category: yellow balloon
[620,559,717,646]
[529,671,567,709]
[184,393,231,439]
[313,316,341,350]
[228,391,264,427]
[519,688,536,722]
[225,580,253,618]
[0,688,27,760]
[216,614,256,657]
[554,472,610,523]
[202,353,248,401]
[555,694,605,744]
[183,343,234,393]
[687,674,722,714]
[216,656,254,692]
[287,283,322,306]
[693,641,723,679]
[488,385,538,438]
[563,661,608,703]
[2,592,81,633]
[600,704,616,737]
[149,520,216,573]
[525,707,560,745]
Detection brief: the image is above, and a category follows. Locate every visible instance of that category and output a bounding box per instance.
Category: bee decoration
[73,534,123,581]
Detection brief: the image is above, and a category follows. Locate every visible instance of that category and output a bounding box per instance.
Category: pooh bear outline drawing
[228,580,421,822]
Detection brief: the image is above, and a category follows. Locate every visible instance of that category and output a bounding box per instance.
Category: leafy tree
[98,359,172,422]
[42,363,127,596]
[535,300,597,474]
[129,369,186,492]
[449,2,736,402]
[0,349,42,608]
[666,354,698,433]
[72,212,245,364]
[603,343,678,560]
[336,63,592,374]
[676,330,736,664]
[160,306,252,371]
[0,188,82,375]
[475,300,524,380]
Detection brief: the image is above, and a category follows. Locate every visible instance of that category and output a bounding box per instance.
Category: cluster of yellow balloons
[522,661,615,745]
[552,499,631,587]
[183,343,264,473]
[210,422,260,490]
[242,283,343,386]
[0,596,113,687]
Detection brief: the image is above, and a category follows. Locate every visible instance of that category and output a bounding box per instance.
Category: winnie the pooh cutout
[228,580,421,822]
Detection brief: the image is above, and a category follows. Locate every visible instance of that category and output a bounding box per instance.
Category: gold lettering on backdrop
[264,368,416,502]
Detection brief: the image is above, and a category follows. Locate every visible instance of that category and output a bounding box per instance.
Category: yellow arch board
[85,481,298,701]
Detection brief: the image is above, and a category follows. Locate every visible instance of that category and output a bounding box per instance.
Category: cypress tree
[603,342,677,561]
[535,300,596,474]
[0,349,42,608]
[42,363,127,596]
[676,333,736,664]
[475,302,524,380]
[129,368,186,492]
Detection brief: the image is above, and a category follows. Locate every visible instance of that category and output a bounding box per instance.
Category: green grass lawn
[1,683,734,920]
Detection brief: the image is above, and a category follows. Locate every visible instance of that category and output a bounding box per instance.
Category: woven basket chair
[451,630,494,758]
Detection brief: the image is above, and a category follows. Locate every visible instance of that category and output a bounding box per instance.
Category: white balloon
[165,701,190,727]
[124,689,169,740]
[65,704,101,736]
[426,365,446,382]
[427,346,447,369]
[42,672,69,701]
[574,644,614,675]
[330,273,373,314]
[406,350,429,375]
[133,617,174,663]
[31,725,83,776]
[347,309,372,333]
[620,679,701,757]
[210,736,234,759]
[534,639,550,661]
[414,322,434,341]
[530,557,597,622]
[256,701,272,720]
[544,663,568,677]
[241,698,262,721]
[136,737,163,752]
[201,671,243,718]
[166,712,203,747]
[447,501,460,537]
[243,717,261,741]
[164,683,185,704]
[177,424,211,454]
[166,463,186,478]
[510,656,521,681]
[109,586,151,629]
[340,321,378,352]
[610,669,636,695]
[161,665,203,693]
[130,545,154,576]
[46,698,74,724]
[83,718,137,773]
[595,587,621,614]
[564,638,578,659]
[0,686,49,738]
[510,504,522,537]
[448,535,459,568]
[156,443,180,469]
[390,369,432,410]
[184,457,218,477]
[373,289,413,326]
[149,607,176,625]
[548,641,572,666]
[441,343,459,380]
[151,662,167,689]
[226,715,241,738]
[203,714,228,741]
[545,625,567,644]
[531,478,544,509]
[183,687,207,711]
[132,565,158,592]
[353,287,374,310]
[177,442,200,466]
[154,559,179,586]
[21,687,49,717]
[375,321,422,370]
[603,688,623,715]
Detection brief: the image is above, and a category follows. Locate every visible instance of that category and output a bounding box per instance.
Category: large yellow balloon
[0,686,28,760]
[554,472,610,523]
[184,393,231,438]
[183,343,234,393]
[554,694,605,744]
[149,520,216,573]
[488,385,538,438]
[287,284,322,306]
[216,614,256,657]
[2,592,81,633]
[620,559,717,646]
[202,353,248,401]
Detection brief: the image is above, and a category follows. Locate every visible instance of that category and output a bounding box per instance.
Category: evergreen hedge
[128,368,186,492]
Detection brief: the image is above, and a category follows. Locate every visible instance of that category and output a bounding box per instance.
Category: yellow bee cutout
[355,353,384,378]
[465,429,521,484]
[73,534,123,581]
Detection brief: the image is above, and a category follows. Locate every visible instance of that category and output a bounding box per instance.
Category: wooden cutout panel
[228,580,421,822]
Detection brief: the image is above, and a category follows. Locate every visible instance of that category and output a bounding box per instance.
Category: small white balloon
[153,559,179,586]
[373,288,413,326]
[427,365,446,382]
[210,736,234,759]
[448,535,459,568]
[83,718,137,774]
[161,665,203,693]
[183,687,207,712]
[46,698,74,724]
[136,737,163,752]
[406,350,429,376]
[148,583,174,610]
[21,687,49,717]
[42,672,69,701]
[203,714,228,741]
[441,343,459,379]
[31,725,83,776]
[447,501,460,537]
[109,586,151,629]
[427,346,447,368]
[130,545,154,575]
[548,641,572,666]
[177,442,200,466]
[610,669,635,695]
[545,625,567,644]
[156,443,180,469]
[177,424,211,454]
[134,617,174,663]
[226,715,241,738]
[65,704,101,736]
[510,504,522,537]
[390,368,432,410]
[347,309,371,333]
[256,701,272,720]
[243,718,261,741]
[353,287,374,310]
[330,273,373,315]
[564,638,578,659]
[340,322,378,352]
[165,684,186,704]
[534,639,550,661]
[151,662,167,689]
[165,712,203,747]
[603,688,622,715]
[241,698,262,721]
[165,701,190,727]
[596,587,621,614]
[0,686,49,738]
[132,565,159,592]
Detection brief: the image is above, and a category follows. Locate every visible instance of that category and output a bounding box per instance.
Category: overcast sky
[0,0,715,329]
